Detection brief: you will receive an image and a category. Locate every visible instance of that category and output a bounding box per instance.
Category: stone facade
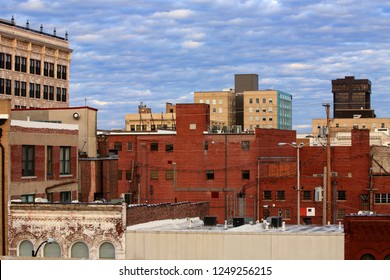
[0,17,71,109]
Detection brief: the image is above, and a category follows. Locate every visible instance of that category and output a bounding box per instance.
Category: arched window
[360,254,375,260]
[99,242,115,259]
[384,254,390,260]
[44,241,61,258]
[19,240,33,257]
[71,242,89,259]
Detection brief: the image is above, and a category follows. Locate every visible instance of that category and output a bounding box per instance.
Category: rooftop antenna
[11,15,15,25]
[40,24,43,33]
[65,31,68,40]
[26,20,29,29]
[84,98,87,106]
[53,27,56,36]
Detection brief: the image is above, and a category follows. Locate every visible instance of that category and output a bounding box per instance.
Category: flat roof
[127,218,344,235]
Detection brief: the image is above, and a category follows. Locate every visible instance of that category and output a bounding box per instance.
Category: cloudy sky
[2,0,390,131]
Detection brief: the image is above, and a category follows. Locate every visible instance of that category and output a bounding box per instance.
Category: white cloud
[152,9,195,19]
[181,40,204,49]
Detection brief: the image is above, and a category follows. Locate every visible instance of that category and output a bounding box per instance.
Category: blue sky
[2,0,390,131]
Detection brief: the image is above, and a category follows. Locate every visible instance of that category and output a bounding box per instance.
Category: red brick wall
[344,215,390,260]
[126,201,210,226]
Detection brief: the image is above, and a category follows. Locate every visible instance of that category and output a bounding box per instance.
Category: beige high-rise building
[193,90,236,128]
[194,74,293,132]
[125,102,176,131]
[0,17,72,109]
[243,90,292,131]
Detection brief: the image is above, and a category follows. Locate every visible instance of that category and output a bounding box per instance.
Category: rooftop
[127,217,344,235]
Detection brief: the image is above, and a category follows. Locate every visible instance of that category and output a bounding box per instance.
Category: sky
[2,0,390,132]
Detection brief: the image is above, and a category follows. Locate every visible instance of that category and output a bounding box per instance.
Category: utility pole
[324,103,332,224]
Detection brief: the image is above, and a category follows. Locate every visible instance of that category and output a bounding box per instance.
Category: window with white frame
[60,146,71,175]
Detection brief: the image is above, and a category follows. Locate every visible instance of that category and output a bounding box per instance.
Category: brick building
[100,103,390,225]
[8,201,209,258]
[344,214,390,260]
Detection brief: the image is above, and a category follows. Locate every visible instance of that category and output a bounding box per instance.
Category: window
[256,98,259,104]
[49,86,54,100]
[18,240,33,257]
[166,143,174,152]
[21,194,35,202]
[114,142,122,151]
[30,59,41,74]
[29,83,35,98]
[127,142,133,151]
[71,242,89,259]
[0,78,4,94]
[56,87,61,101]
[337,190,346,200]
[14,81,20,96]
[241,141,250,150]
[285,209,291,219]
[241,170,250,180]
[35,84,41,98]
[276,190,285,200]
[337,208,345,220]
[269,98,273,104]
[165,170,174,180]
[22,145,35,176]
[21,82,26,96]
[262,98,266,103]
[263,190,272,200]
[117,170,122,180]
[43,85,48,99]
[206,170,214,180]
[204,141,208,151]
[360,254,375,260]
[47,146,53,176]
[303,190,311,200]
[61,88,67,102]
[60,191,71,203]
[375,193,390,203]
[5,79,11,95]
[0,53,4,69]
[60,146,71,175]
[150,142,158,151]
[99,242,115,259]
[125,171,132,181]
[212,108,216,113]
[6,54,11,69]
[44,241,61,258]
[150,170,158,180]
[249,98,253,104]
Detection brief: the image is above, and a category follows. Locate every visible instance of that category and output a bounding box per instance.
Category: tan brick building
[0,17,71,109]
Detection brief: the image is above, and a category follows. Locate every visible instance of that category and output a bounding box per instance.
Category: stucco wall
[125,230,344,260]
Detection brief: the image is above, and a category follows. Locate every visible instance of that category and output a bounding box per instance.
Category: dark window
[60,191,71,203]
[165,170,174,180]
[56,87,61,101]
[125,171,132,180]
[303,190,311,200]
[49,86,54,100]
[166,143,174,152]
[241,141,250,150]
[337,190,346,200]
[0,78,4,94]
[114,142,122,151]
[374,193,390,204]
[337,208,345,220]
[57,65,62,79]
[49,63,54,77]
[47,146,53,176]
[126,142,133,151]
[30,59,35,74]
[21,57,27,72]
[263,190,272,200]
[206,170,214,180]
[204,141,208,151]
[60,146,71,175]
[14,81,20,96]
[150,142,158,151]
[35,84,41,98]
[36,60,41,75]
[150,170,158,180]
[15,56,20,71]
[5,79,11,95]
[241,170,250,180]
[22,145,35,176]
[21,194,35,202]
[0,53,4,68]
[276,190,285,200]
[61,88,66,102]
[43,85,48,99]
[6,54,11,70]
[62,65,67,80]
[21,82,26,96]
[29,83,35,98]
